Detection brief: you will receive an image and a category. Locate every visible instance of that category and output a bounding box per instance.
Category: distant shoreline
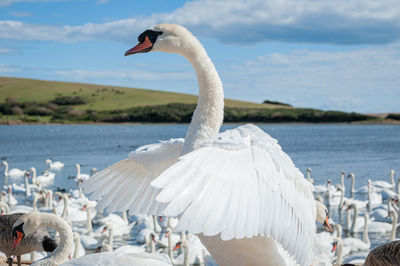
[1,118,399,126]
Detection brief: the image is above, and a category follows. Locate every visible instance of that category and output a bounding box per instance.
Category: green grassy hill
[0,76,286,110]
[0,76,376,124]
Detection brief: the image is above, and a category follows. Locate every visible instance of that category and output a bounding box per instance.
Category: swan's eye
[138,30,163,44]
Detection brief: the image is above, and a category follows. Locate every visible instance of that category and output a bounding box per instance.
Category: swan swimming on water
[84,23,318,265]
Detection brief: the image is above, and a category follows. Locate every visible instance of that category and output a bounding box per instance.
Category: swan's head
[125,23,200,56]
[46,159,51,164]
[12,212,41,249]
[306,168,311,173]
[315,200,332,232]
[347,173,355,179]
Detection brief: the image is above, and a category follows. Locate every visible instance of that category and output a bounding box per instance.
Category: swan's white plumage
[83,138,184,214]
[151,124,316,265]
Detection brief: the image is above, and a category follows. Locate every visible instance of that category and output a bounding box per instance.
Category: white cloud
[0,0,399,44]
[223,43,400,112]
[0,64,20,73]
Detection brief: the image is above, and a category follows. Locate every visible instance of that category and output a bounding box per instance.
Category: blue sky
[0,0,399,113]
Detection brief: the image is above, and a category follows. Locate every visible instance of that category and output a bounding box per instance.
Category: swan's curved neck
[363,215,370,245]
[350,176,355,193]
[86,207,92,231]
[31,168,37,184]
[167,228,173,262]
[390,212,398,240]
[334,224,342,238]
[347,204,357,233]
[76,165,81,176]
[182,240,189,266]
[180,42,224,154]
[39,213,73,264]
[335,239,343,265]
[390,171,395,187]
[32,194,39,212]
[62,195,69,219]
[25,175,31,199]
[3,163,8,176]
[73,235,81,259]
[108,227,114,250]
[340,173,344,188]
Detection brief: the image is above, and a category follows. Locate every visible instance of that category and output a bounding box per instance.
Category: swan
[45,159,64,170]
[342,213,370,255]
[75,164,89,182]
[97,213,134,237]
[346,202,394,234]
[30,167,55,185]
[12,212,73,265]
[7,185,18,206]
[0,201,10,215]
[372,169,396,190]
[0,213,57,266]
[1,161,25,178]
[306,168,314,184]
[331,237,344,266]
[83,23,316,266]
[70,233,85,259]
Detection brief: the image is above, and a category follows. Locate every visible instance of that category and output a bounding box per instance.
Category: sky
[0,0,399,113]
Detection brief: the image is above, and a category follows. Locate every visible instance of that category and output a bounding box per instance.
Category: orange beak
[101,227,107,234]
[331,242,337,253]
[12,231,24,250]
[125,36,153,56]
[165,231,170,238]
[81,205,87,211]
[173,242,181,251]
[323,217,333,232]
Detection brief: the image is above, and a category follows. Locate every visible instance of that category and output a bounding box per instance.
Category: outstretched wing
[151,124,315,265]
[83,138,184,215]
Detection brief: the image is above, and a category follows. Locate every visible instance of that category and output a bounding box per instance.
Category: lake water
[0,124,399,261]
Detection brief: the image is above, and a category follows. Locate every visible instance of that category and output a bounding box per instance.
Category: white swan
[75,164,89,182]
[2,161,25,178]
[30,167,55,184]
[84,23,318,266]
[12,211,73,265]
[7,185,18,206]
[346,202,394,234]
[372,170,396,190]
[71,232,85,259]
[45,159,64,170]
[342,213,370,255]
[306,168,314,184]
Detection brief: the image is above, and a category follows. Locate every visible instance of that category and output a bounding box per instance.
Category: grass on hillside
[0,76,287,111]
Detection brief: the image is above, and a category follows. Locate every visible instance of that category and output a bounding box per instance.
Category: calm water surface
[0,124,399,258]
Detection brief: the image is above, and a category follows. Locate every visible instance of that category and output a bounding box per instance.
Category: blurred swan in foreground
[84,23,318,265]
[12,212,72,265]
[0,212,57,266]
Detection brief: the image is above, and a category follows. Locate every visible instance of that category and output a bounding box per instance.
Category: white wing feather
[151,124,315,265]
[82,138,184,215]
